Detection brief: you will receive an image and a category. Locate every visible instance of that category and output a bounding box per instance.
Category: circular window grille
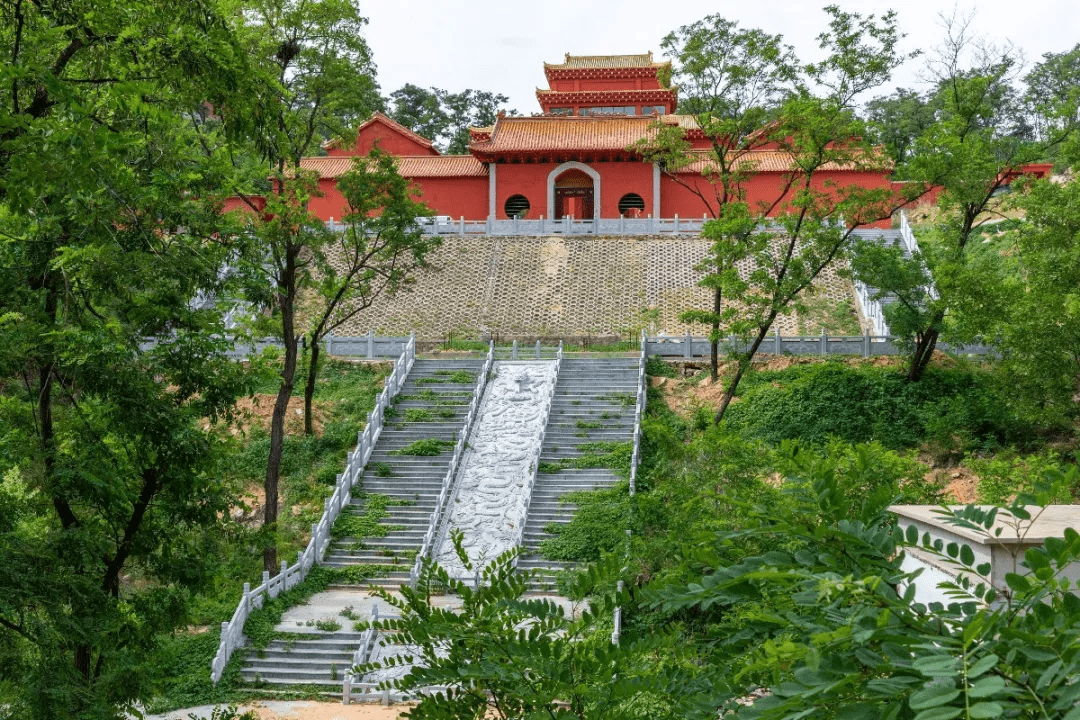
[504,194,530,218]
[618,193,646,215]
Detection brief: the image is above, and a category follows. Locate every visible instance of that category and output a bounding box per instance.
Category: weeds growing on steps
[416,369,475,384]
[397,389,469,405]
[403,407,456,422]
[331,493,409,539]
[540,441,632,473]
[390,438,456,456]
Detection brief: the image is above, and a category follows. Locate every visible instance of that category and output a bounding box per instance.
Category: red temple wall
[495,164,548,219]
[326,123,438,158]
[306,176,489,221]
[309,178,352,221]
[297,164,896,227]
[661,171,894,228]
[413,176,489,219]
[493,162,658,219]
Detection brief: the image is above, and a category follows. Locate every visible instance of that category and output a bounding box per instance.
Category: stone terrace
[328,235,860,340]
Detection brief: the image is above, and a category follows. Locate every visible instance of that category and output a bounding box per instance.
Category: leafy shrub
[722,361,1026,451]
[773,438,941,511]
[646,356,679,378]
[969,452,1078,504]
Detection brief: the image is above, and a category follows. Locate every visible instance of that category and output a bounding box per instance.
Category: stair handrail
[630,331,646,496]
[210,335,415,684]
[408,341,495,586]
[343,604,380,702]
[510,340,562,569]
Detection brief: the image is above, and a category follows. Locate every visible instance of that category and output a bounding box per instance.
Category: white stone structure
[433,361,557,578]
[891,504,1080,607]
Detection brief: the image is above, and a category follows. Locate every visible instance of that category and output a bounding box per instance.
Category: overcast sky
[361,0,1078,114]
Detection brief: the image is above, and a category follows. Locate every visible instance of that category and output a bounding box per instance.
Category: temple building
[299,53,897,227]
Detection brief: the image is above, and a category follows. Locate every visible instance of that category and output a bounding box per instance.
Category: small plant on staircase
[390,438,455,456]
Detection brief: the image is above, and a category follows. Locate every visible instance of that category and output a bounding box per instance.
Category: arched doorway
[546,162,601,220]
[554,170,593,220]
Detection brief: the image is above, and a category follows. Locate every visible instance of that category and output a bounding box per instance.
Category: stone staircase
[517,357,639,591]
[237,354,644,689]
[321,358,485,588]
[240,630,366,687]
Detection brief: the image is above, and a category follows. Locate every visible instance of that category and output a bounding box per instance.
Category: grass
[397,390,469,406]
[575,419,606,430]
[390,438,456,456]
[403,407,456,422]
[599,392,636,407]
[541,441,632,473]
[416,369,475,385]
[331,493,408,540]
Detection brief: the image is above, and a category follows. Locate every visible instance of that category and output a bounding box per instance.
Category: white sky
[361,0,1078,113]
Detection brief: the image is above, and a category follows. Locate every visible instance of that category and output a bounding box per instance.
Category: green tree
[854,13,1078,382]
[0,1,253,714]
[388,83,449,144]
[636,13,797,379]
[980,175,1080,423]
[387,84,515,153]
[864,88,937,165]
[299,147,439,435]
[1024,43,1080,156]
[441,89,515,154]
[227,0,380,571]
[643,6,914,419]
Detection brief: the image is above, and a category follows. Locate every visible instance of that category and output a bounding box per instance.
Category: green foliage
[329,564,390,585]
[646,356,679,378]
[722,361,1030,452]
[970,453,1079,504]
[362,530,713,720]
[544,442,632,473]
[540,483,635,562]
[397,390,465,406]
[331,493,405,540]
[389,439,455,456]
[435,369,476,383]
[387,84,517,153]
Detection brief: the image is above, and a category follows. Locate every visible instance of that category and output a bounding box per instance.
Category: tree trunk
[907,327,940,382]
[710,288,722,381]
[714,325,771,424]
[304,339,320,436]
[265,277,298,573]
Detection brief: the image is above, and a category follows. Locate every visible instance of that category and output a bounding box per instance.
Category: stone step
[330,534,424,548]
[239,667,346,683]
[323,551,415,564]
[248,648,355,663]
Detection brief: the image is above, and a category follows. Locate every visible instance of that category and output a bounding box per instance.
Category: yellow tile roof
[545,52,668,70]
[468,115,700,155]
[299,155,488,179]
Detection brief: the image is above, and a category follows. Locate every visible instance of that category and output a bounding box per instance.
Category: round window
[618,193,646,216]
[504,195,530,219]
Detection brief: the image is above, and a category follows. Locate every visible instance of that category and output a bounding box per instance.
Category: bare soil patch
[233,394,328,436]
[934,466,980,504]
